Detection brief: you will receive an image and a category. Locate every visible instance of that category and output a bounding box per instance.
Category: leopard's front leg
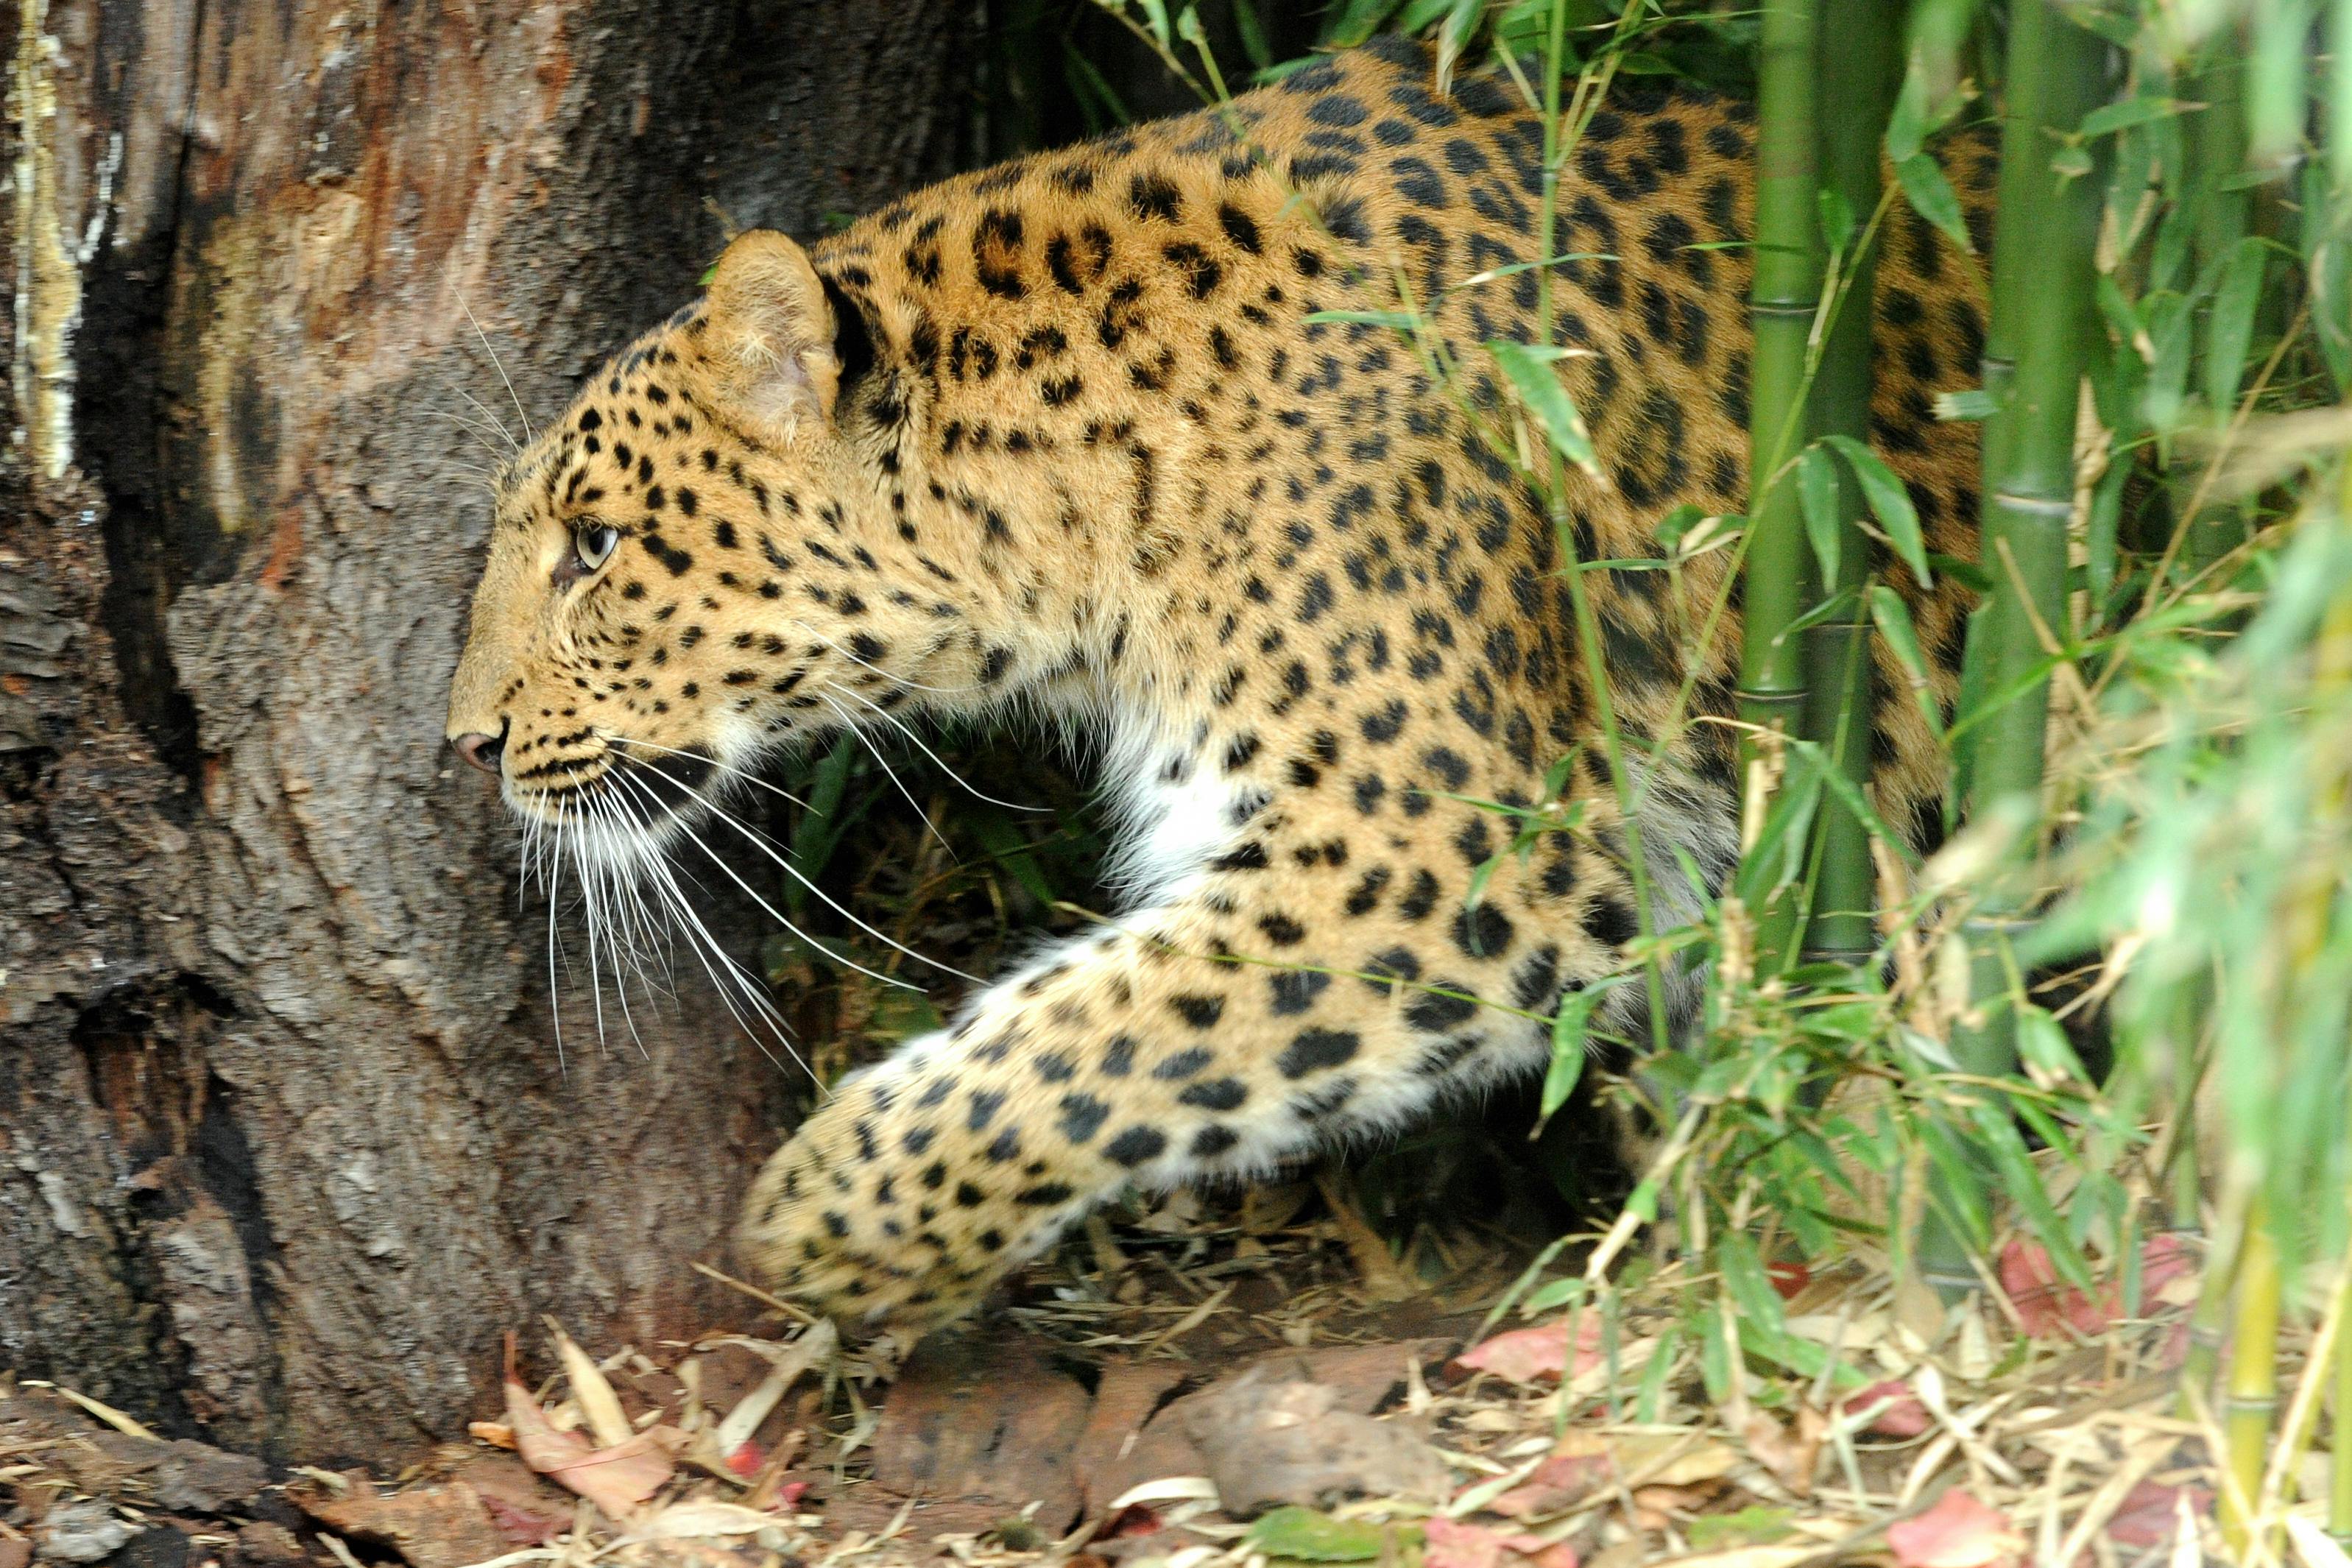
[737,764,1642,1338]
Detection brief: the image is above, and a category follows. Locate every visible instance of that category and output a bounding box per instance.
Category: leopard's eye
[573,522,619,571]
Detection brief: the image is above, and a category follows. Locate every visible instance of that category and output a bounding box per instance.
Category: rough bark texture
[1,0,964,1460]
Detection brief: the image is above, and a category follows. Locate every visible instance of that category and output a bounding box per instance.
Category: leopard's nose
[452,728,506,774]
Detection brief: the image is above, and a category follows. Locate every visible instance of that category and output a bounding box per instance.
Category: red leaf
[2000,1235,2197,1340]
[1840,1378,1932,1438]
[1486,1452,1614,1519]
[724,1441,763,1478]
[2105,1481,2211,1548]
[1424,1517,1578,1568]
[1452,1318,1604,1385]
[774,1479,809,1510]
[1767,1261,1812,1301]
[481,1494,565,1546]
[1887,1489,2024,1568]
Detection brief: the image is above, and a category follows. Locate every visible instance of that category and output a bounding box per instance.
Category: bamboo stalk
[1737,0,1826,975]
[2179,36,2256,579]
[2222,1200,2282,1555]
[1797,1,1902,971]
[2334,1270,2352,1540]
[1920,0,2112,1301]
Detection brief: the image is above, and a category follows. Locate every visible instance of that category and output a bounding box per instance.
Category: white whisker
[817,693,953,855]
[607,764,927,997]
[613,734,813,811]
[611,756,982,984]
[455,290,533,446]
[836,684,1046,813]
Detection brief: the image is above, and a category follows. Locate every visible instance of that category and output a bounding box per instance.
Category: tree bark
[1,0,964,1460]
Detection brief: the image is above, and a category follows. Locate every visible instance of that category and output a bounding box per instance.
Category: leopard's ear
[699,230,839,437]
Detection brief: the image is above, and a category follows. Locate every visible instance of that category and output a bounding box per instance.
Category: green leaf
[1969,1097,2097,1296]
[1798,444,1842,586]
[1538,978,1627,1130]
[1687,1508,1795,1550]
[1818,188,1857,258]
[2049,142,2094,183]
[1823,435,1932,585]
[1303,308,1419,330]
[1895,152,1971,253]
[1232,0,1272,68]
[1244,1508,1389,1562]
[2078,96,2182,138]
[1934,388,1998,422]
[1488,339,1600,475]
[2205,236,2270,417]
[1321,0,1402,48]
[1136,0,1172,46]
[1868,585,1945,741]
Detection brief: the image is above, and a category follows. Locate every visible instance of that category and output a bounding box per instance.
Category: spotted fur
[447,38,1994,1337]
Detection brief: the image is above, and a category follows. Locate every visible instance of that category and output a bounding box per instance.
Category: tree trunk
[1,0,964,1461]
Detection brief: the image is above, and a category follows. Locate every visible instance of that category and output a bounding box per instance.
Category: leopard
[445,35,1995,1341]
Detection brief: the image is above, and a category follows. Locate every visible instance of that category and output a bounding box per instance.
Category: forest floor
[1,1175,2256,1568]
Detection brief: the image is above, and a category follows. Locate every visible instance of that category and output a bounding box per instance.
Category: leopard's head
[446,230,953,861]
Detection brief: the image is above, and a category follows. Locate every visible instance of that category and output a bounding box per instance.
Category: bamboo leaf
[1537,980,1625,1130]
[2205,236,2270,417]
[1488,339,1601,475]
[1818,188,1857,258]
[1895,152,1973,252]
[2078,96,2183,138]
[1968,1097,2097,1296]
[1935,388,1999,421]
[1322,0,1402,49]
[1823,434,1932,585]
[1304,308,1420,329]
[1798,444,1842,585]
[1231,0,1271,68]
[1868,585,1946,741]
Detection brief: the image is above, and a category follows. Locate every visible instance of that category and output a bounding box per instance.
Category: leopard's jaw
[453,35,1992,1341]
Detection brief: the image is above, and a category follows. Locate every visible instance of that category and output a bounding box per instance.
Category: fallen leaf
[2104,1480,2211,1548]
[1609,1433,1743,1488]
[551,1325,636,1449]
[504,1332,674,1519]
[1999,1235,2196,1340]
[1841,1379,1932,1438]
[1687,1506,1795,1550]
[1425,1516,1579,1568]
[1245,1507,1390,1562]
[481,1494,565,1546]
[617,1500,791,1541]
[1739,1409,1823,1497]
[468,1421,517,1450]
[1485,1450,1614,1520]
[1766,1262,1811,1301]
[1887,1488,2024,1568]
[1631,1480,1728,1529]
[1453,1318,1604,1385]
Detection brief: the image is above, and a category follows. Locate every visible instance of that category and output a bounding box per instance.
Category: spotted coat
[445,36,1995,1337]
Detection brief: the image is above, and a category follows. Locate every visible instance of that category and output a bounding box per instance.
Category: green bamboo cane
[1918,0,2111,1300]
[1797,1,1903,972]
[1737,0,1825,975]
[2178,36,2256,579]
